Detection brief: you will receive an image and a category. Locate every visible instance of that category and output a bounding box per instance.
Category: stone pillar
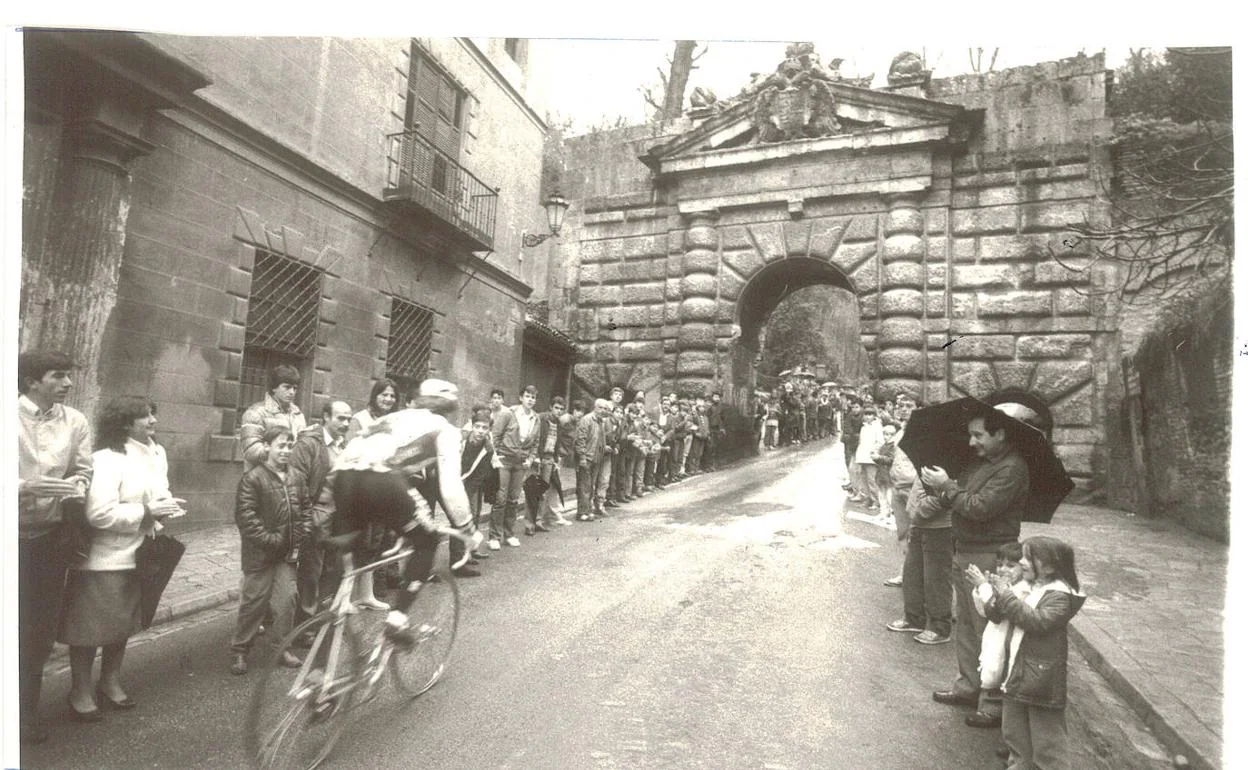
[675,212,719,396]
[876,195,927,400]
[21,112,155,420]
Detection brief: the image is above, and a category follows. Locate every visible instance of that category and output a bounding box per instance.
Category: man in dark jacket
[230,426,306,675]
[288,400,352,628]
[705,393,725,471]
[531,396,569,530]
[921,408,1030,729]
[574,399,610,520]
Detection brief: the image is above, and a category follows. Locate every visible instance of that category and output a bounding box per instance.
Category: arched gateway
[560,47,1114,495]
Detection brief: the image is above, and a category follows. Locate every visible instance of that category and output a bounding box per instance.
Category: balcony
[383,130,498,252]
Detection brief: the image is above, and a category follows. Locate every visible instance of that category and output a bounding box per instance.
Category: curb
[1070,616,1218,770]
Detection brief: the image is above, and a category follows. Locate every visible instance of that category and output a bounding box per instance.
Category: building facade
[21,32,555,527]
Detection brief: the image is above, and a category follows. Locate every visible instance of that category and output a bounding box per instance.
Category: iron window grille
[386,297,435,396]
[237,250,323,422]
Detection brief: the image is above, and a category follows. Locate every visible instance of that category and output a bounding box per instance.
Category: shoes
[506,537,521,547]
[487,539,501,551]
[384,620,416,649]
[523,524,535,536]
[67,696,103,723]
[257,623,267,636]
[355,597,391,611]
[468,558,480,565]
[965,711,1002,728]
[473,550,491,560]
[279,651,303,669]
[886,619,926,633]
[230,654,249,675]
[605,500,620,508]
[883,576,904,587]
[932,689,978,706]
[554,519,573,526]
[96,686,137,710]
[914,630,952,645]
[20,721,49,745]
[577,514,593,522]
[534,523,551,532]
[452,566,482,578]
[995,745,1011,760]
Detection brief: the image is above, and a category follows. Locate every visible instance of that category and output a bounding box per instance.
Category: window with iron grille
[237,250,322,421]
[386,298,435,398]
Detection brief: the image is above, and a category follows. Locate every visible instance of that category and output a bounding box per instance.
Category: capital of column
[67,118,156,174]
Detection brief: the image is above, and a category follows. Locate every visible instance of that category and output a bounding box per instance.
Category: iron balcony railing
[384,130,498,251]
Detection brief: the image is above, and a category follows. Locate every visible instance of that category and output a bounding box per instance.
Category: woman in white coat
[59,397,185,720]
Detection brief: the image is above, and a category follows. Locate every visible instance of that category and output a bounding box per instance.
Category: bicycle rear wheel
[245,613,359,770]
[389,565,460,698]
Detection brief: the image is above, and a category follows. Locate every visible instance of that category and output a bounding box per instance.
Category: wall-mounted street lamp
[521,191,570,247]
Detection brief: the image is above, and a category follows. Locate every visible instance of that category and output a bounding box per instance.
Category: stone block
[225,351,242,380]
[721,226,751,250]
[1052,427,1098,443]
[877,348,925,378]
[925,209,947,235]
[951,206,1019,235]
[1050,385,1094,425]
[1034,260,1090,286]
[844,214,880,242]
[949,335,1016,360]
[676,350,717,376]
[886,207,924,235]
[784,220,811,256]
[619,261,652,283]
[579,239,610,263]
[978,234,1049,261]
[719,272,747,302]
[607,306,649,328]
[1055,288,1095,316]
[877,317,925,348]
[593,342,620,363]
[680,297,718,323]
[954,264,1023,289]
[665,278,683,300]
[883,233,924,261]
[230,296,249,325]
[881,262,924,290]
[677,323,716,350]
[619,341,663,362]
[950,293,975,319]
[926,294,947,318]
[685,224,717,250]
[218,322,245,353]
[213,378,239,408]
[716,299,736,324]
[924,236,947,261]
[680,273,717,298]
[750,223,786,261]
[622,283,665,305]
[722,249,766,280]
[207,435,239,463]
[926,352,946,378]
[1054,443,1094,475]
[1033,360,1093,400]
[579,285,620,307]
[1021,201,1090,232]
[225,266,252,298]
[676,378,713,398]
[879,289,924,316]
[992,361,1037,390]
[978,187,1023,206]
[604,363,634,389]
[682,250,719,275]
[808,218,849,259]
[926,263,948,288]
[950,361,995,398]
[880,378,926,402]
[977,290,1052,317]
[952,237,977,262]
[664,302,680,324]
[1017,334,1092,359]
[850,260,878,292]
[661,354,678,378]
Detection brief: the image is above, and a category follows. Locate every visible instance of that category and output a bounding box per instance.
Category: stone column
[21,111,155,420]
[875,195,927,400]
[675,212,719,396]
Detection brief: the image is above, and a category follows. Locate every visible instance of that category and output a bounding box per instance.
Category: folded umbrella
[899,396,1074,523]
[135,532,186,629]
[522,473,550,521]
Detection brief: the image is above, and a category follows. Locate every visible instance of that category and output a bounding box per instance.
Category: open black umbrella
[899,396,1074,523]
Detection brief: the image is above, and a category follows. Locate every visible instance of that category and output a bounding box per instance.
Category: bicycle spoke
[390,566,460,698]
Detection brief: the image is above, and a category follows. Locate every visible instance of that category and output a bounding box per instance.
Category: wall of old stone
[553,53,1118,495]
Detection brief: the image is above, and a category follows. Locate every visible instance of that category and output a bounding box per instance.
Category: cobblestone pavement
[44,458,1227,769]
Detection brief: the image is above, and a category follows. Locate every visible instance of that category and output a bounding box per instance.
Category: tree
[968,47,999,74]
[1057,47,1233,304]
[641,41,706,121]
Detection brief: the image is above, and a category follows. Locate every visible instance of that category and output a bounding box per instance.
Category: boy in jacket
[230,426,306,675]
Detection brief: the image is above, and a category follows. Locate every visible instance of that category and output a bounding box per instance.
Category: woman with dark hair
[346,378,401,610]
[59,396,186,720]
[346,378,400,442]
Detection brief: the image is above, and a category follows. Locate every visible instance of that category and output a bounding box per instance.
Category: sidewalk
[44,457,1226,769]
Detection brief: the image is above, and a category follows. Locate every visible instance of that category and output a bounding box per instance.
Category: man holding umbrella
[910,406,1030,729]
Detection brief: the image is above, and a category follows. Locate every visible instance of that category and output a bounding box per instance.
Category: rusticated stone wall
[557,54,1116,496]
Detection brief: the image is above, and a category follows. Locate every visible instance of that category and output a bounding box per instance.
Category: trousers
[231,561,298,654]
[953,547,1006,715]
[296,506,339,621]
[1002,698,1069,770]
[901,526,954,636]
[19,529,69,722]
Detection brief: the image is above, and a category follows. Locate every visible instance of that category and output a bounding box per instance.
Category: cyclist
[330,378,483,644]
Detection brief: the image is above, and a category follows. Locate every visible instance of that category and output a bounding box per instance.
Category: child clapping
[971,543,1030,707]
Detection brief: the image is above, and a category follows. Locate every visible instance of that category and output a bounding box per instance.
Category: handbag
[135,531,186,629]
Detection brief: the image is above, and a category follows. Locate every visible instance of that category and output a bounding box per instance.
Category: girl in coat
[968,536,1085,770]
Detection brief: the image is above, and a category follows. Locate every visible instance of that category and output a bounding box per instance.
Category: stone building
[21,32,560,527]
[549,47,1119,498]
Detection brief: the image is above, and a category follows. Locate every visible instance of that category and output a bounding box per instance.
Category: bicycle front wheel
[245,613,359,770]
[389,564,460,698]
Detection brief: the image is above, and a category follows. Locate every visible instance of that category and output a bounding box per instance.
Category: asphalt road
[22,441,1001,770]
